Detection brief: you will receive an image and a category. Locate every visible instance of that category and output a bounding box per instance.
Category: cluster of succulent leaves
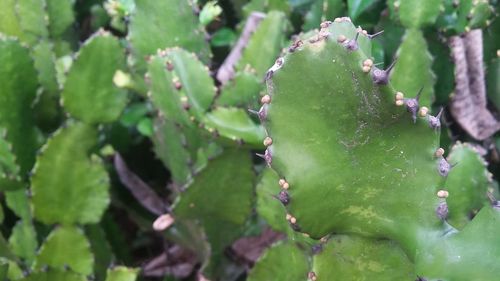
[0,0,499,280]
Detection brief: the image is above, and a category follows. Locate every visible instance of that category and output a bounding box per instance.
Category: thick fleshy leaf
[31,122,110,225]
[105,266,139,281]
[62,33,127,124]
[0,37,39,174]
[128,0,211,72]
[18,269,86,281]
[390,29,435,107]
[398,0,442,28]
[247,242,309,281]
[174,149,254,278]
[34,226,93,275]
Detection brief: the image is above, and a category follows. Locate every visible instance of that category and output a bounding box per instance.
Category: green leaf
[62,33,127,124]
[18,269,86,281]
[119,103,150,127]
[211,28,237,47]
[348,0,377,20]
[163,48,215,120]
[34,226,93,275]
[398,0,442,28]
[237,11,288,77]
[390,29,435,107]
[313,235,415,280]
[129,0,211,72]
[0,0,25,39]
[0,129,20,177]
[15,0,49,44]
[85,224,113,281]
[152,118,192,185]
[303,0,345,31]
[46,0,75,38]
[105,266,139,281]
[247,242,309,281]
[445,143,490,229]
[256,168,290,233]
[242,0,290,17]
[216,70,262,108]
[6,189,32,220]
[9,220,37,264]
[0,37,39,175]
[174,149,254,277]
[32,122,110,225]
[203,107,266,147]
[136,117,153,137]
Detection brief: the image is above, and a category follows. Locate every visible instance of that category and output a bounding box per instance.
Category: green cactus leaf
[18,269,86,281]
[31,122,110,225]
[247,241,309,281]
[32,40,61,130]
[5,189,31,221]
[85,224,112,281]
[33,41,58,95]
[238,11,288,78]
[0,235,17,262]
[303,0,345,31]
[398,0,442,28]
[152,118,192,185]
[162,48,215,120]
[487,58,500,110]
[203,107,266,147]
[62,33,127,124]
[15,0,49,44]
[46,0,75,38]
[0,130,19,177]
[427,31,454,105]
[416,206,500,280]
[0,260,8,280]
[0,37,39,175]
[256,168,290,233]
[105,266,139,281]
[313,235,415,280]
[216,70,262,108]
[468,1,492,29]
[0,0,24,39]
[128,0,211,72]
[242,0,290,17]
[9,220,37,264]
[444,143,490,229]
[264,19,500,279]
[34,226,93,275]
[375,15,404,66]
[174,149,254,277]
[265,20,440,239]
[347,0,377,21]
[390,29,435,107]
[0,176,24,192]
[4,258,23,280]
[147,54,192,127]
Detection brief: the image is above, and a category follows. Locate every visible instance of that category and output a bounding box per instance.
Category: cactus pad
[31,122,110,225]
[262,18,500,279]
